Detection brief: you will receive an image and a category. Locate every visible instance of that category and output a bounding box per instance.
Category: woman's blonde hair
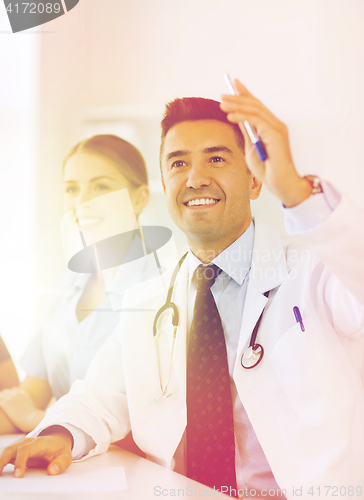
[64,134,148,188]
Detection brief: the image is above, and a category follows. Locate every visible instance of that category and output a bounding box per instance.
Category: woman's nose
[77,188,94,206]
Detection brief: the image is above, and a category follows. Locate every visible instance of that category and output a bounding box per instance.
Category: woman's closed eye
[94,182,112,192]
[64,184,79,195]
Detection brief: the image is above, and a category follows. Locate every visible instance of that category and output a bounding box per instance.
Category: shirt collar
[187,221,255,287]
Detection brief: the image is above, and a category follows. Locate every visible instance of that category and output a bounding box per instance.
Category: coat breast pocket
[269,315,358,426]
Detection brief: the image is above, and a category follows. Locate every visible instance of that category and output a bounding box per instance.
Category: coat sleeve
[29,276,168,460]
[29,324,131,459]
[292,194,364,337]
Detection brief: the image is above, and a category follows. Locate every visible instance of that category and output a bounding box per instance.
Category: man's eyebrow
[165,150,190,162]
[203,146,234,155]
[165,146,234,162]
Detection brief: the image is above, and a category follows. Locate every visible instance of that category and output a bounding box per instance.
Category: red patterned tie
[186,264,237,495]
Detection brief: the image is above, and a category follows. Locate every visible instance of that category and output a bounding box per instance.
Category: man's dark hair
[159,97,245,173]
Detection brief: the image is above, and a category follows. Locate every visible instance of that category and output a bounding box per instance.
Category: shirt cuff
[283,179,342,234]
[27,423,95,460]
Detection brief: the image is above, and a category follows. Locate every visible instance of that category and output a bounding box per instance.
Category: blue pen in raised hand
[293,306,305,332]
[223,73,268,162]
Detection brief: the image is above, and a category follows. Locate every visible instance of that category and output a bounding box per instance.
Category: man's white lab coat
[35,194,364,497]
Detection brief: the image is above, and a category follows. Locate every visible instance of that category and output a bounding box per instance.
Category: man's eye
[171,160,187,168]
[210,156,224,163]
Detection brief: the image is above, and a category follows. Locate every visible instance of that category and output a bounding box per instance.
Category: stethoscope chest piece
[241,344,264,369]
[240,290,270,370]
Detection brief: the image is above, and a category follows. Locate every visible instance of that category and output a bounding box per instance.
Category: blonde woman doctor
[0,134,152,434]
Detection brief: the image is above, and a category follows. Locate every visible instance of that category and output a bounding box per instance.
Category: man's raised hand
[221,79,311,207]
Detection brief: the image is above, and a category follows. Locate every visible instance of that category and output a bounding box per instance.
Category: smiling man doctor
[0,81,363,499]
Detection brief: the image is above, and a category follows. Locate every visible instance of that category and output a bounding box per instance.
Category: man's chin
[184,225,220,241]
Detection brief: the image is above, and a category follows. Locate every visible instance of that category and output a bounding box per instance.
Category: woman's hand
[0,433,73,477]
[220,79,312,207]
[0,388,46,432]
[0,358,19,390]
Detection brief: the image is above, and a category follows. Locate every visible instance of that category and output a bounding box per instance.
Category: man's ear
[132,185,149,215]
[161,178,166,194]
[250,176,262,200]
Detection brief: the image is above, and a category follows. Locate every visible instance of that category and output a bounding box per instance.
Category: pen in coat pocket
[293,306,305,332]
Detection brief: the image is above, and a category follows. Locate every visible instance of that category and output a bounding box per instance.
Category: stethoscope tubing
[153,253,188,400]
[153,254,270,400]
[240,290,270,369]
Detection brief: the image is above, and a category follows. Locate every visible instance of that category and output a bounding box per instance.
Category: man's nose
[186,163,211,189]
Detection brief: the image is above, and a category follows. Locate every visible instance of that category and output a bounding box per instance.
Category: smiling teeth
[77,217,102,226]
[186,199,218,206]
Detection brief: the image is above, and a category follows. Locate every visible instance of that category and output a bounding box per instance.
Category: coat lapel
[123,259,189,468]
[234,218,288,376]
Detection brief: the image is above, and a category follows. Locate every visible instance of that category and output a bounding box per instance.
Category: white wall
[35,0,364,293]
[0,11,39,367]
[2,0,364,358]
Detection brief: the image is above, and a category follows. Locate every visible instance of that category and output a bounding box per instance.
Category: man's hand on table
[0,428,73,477]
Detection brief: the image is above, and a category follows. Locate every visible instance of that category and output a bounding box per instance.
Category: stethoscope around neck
[152,253,270,401]
[152,253,188,400]
[240,290,270,369]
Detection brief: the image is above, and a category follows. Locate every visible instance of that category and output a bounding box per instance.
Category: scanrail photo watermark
[154,485,363,497]
[153,485,287,497]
